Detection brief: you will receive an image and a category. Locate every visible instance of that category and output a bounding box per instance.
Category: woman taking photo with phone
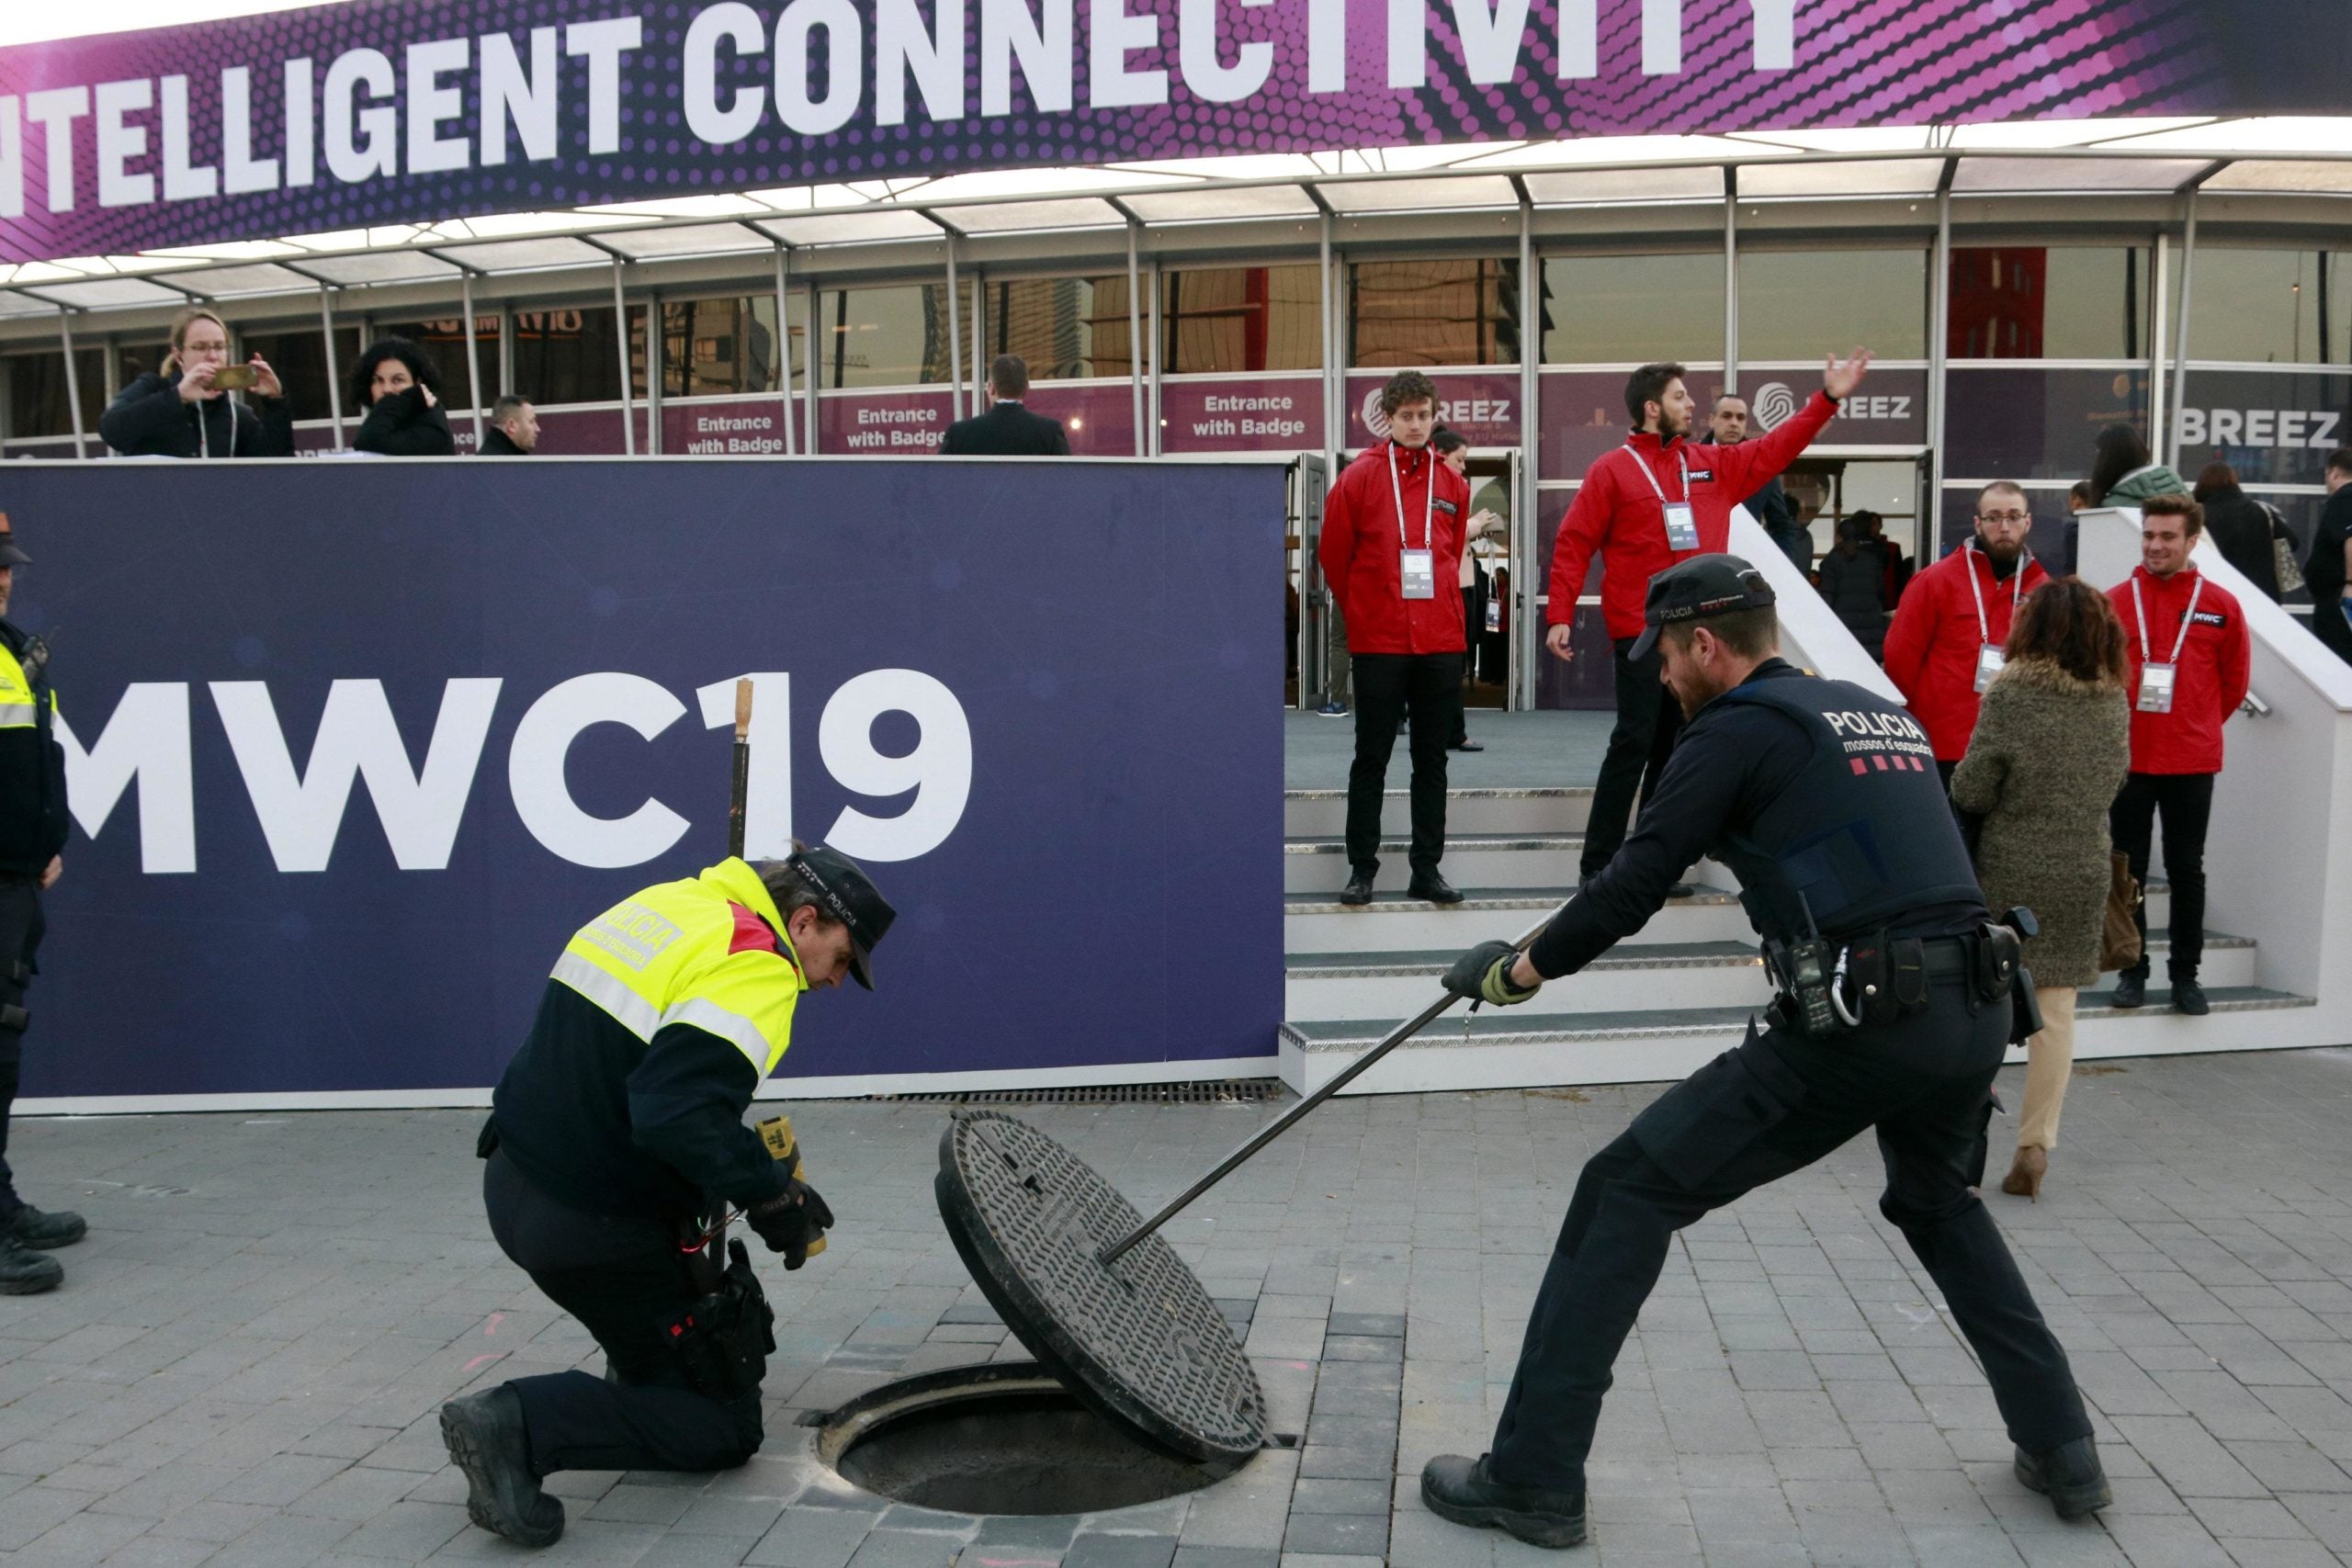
[351,338,458,457]
[99,307,294,459]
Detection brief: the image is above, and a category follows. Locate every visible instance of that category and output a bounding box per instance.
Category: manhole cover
[934,1111,1267,1463]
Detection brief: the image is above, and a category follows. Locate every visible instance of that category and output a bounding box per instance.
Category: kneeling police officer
[443,845,892,1548]
[1421,557,2108,1549]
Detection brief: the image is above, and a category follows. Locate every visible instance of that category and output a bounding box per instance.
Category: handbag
[2265,504,2306,595]
[2100,851,2143,973]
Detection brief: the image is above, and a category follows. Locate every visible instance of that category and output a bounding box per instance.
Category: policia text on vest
[441,848,893,1549]
[1422,556,2109,1549]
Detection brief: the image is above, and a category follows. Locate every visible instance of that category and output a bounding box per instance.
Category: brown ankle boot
[2000,1146,2048,1201]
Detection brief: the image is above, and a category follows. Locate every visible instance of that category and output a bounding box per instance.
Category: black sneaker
[0,1233,62,1295]
[440,1387,565,1548]
[1452,739,1485,752]
[2110,973,2146,1009]
[11,1205,87,1250]
[2171,977,2210,1016]
[1421,1453,1587,1549]
[1666,883,1697,899]
[2015,1435,2112,1520]
[1340,869,1375,907]
[1408,870,1464,905]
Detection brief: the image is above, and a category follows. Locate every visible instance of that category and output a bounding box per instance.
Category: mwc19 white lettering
[0,0,1804,218]
[55,670,972,874]
[2176,408,2343,450]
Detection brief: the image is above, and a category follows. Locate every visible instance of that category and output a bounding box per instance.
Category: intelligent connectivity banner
[3,0,2343,263]
[5,457,1286,1107]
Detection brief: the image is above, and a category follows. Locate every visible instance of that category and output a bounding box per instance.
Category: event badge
[1663,502,1700,551]
[1401,548,1437,600]
[1485,596,1502,633]
[2137,662,2177,714]
[1974,644,2006,693]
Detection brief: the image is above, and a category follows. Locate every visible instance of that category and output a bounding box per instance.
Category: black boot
[1420,1453,1586,1549]
[1408,869,1464,905]
[441,1387,565,1547]
[10,1205,87,1249]
[2015,1435,2112,1520]
[1340,867,1375,907]
[0,1233,62,1295]
[2110,973,2145,1009]
[2171,976,2209,1016]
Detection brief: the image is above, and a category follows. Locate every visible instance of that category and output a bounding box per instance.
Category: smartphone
[211,364,258,391]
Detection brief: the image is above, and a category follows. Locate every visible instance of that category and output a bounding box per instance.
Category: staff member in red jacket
[1546,351,1871,881]
[2106,494,2250,1017]
[1318,370,1473,906]
[1883,481,2051,786]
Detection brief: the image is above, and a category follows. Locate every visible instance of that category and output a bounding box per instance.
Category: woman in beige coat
[1951,580,2132,1200]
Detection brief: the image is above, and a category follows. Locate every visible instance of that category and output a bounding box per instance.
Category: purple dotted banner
[0,0,2268,265]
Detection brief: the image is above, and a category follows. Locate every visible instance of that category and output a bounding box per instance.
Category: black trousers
[2109,772,2214,983]
[0,877,44,1224]
[2314,596,2352,668]
[1346,652,1462,875]
[482,1151,763,1475]
[1488,988,2091,1494]
[1581,637,1685,878]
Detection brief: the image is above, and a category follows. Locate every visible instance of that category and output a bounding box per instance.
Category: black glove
[1442,939,1542,1007]
[746,1180,833,1269]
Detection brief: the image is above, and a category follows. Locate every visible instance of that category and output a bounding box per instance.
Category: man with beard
[1545,355,1869,889]
[1883,481,2050,787]
[1420,556,2108,1549]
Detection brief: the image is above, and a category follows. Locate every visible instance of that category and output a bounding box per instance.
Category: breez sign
[63,670,972,874]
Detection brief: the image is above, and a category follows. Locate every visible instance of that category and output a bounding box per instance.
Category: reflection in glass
[5,351,105,439]
[1740,250,1928,360]
[1948,247,2151,359]
[235,327,363,423]
[986,276,1139,379]
[1542,253,1724,364]
[1162,265,1320,373]
[1351,258,1522,367]
[661,295,802,398]
[2188,248,2349,365]
[508,304,646,405]
[820,284,952,389]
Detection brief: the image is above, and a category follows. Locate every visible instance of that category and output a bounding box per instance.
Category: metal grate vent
[878,1078,1286,1106]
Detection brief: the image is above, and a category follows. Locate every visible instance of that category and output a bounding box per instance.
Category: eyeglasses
[1976,512,2030,525]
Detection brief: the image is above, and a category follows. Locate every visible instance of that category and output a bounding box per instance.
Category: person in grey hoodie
[98,307,293,459]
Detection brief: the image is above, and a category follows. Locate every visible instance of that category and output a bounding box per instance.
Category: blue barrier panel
[3,457,1287,1106]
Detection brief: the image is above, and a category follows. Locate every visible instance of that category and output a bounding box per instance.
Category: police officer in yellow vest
[0,516,85,1297]
[442,844,892,1547]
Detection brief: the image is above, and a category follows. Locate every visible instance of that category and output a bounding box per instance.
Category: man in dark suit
[941,355,1071,456]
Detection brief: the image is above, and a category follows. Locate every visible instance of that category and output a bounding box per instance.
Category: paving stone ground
[7,1046,2352,1566]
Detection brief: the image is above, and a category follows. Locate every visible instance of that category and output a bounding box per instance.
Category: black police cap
[785,844,895,990]
[1627,553,1777,661]
[0,514,28,568]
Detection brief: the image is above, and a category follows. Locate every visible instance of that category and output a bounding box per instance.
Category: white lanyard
[1620,443,1690,505]
[1965,545,2030,647]
[1386,442,1434,549]
[2131,571,2203,666]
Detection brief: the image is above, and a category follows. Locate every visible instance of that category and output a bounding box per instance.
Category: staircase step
[1278,987,2316,1096]
[1287,941,1770,1019]
[1284,883,1760,952]
[1285,786,1591,839]
[1284,834,1586,892]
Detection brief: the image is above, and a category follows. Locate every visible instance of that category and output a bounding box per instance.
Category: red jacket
[1546,390,1838,640]
[1883,545,2052,761]
[1319,440,1471,655]
[2109,566,2250,775]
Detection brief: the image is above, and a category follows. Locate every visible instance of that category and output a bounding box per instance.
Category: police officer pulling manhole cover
[443,843,892,1549]
[1420,554,2109,1550]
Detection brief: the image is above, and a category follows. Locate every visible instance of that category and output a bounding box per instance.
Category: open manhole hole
[817,1361,1246,1515]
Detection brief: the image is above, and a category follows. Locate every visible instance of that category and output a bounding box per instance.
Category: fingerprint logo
[1361,388,1392,440]
[1752,382,1799,431]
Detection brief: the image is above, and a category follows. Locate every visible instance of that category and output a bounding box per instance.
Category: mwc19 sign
[5,457,1285,1105]
[0,0,2316,263]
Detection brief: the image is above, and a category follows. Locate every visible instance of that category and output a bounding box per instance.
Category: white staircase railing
[2075,507,2352,1051]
